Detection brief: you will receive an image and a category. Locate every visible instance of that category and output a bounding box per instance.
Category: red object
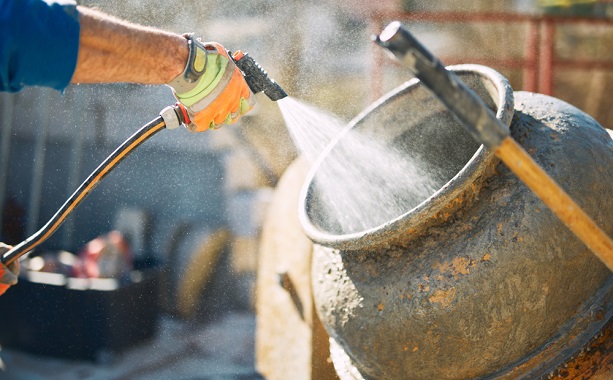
[0,260,19,296]
[232,50,245,61]
[74,231,133,278]
[176,102,191,125]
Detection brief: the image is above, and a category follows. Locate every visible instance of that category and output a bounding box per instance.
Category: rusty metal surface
[303,68,613,379]
[545,317,613,380]
[327,316,613,380]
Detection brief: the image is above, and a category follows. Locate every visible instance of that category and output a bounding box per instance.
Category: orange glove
[0,243,19,296]
[167,35,255,132]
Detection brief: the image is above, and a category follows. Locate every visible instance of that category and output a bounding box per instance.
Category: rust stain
[430,194,470,223]
[402,344,420,353]
[432,254,492,282]
[434,257,472,277]
[377,303,385,311]
[510,231,524,242]
[497,223,503,235]
[456,222,473,234]
[548,318,613,379]
[452,257,471,275]
[429,288,457,307]
[445,195,465,210]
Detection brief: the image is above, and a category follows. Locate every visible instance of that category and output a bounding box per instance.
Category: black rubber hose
[1,116,167,265]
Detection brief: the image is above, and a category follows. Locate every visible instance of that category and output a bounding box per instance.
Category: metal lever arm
[375,21,613,271]
[375,21,509,150]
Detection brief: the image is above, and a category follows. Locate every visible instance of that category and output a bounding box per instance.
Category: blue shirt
[0,0,80,92]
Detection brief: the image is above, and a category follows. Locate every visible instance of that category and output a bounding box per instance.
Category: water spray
[374,21,613,271]
[1,54,286,266]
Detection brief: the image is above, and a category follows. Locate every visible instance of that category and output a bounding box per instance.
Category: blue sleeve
[0,0,80,92]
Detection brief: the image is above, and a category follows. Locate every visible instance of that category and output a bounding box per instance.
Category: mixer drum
[300,65,613,379]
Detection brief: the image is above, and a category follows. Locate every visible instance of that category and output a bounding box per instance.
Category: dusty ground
[0,311,262,380]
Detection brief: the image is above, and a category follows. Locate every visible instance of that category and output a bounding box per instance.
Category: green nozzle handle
[374,21,509,149]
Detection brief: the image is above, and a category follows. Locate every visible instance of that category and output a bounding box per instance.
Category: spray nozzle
[232,51,288,101]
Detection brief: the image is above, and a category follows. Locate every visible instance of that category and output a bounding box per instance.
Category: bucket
[300,65,613,379]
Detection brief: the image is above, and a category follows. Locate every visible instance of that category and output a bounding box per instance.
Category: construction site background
[0,0,612,377]
[1,0,611,324]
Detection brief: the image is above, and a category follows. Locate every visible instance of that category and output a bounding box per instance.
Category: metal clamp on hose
[160,105,182,130]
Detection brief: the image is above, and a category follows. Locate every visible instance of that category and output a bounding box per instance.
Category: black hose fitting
[233,52,288,101]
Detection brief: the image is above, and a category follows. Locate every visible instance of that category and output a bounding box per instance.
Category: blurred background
[0,0,612,378]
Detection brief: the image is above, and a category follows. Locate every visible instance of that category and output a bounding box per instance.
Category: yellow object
[193,47,206,73]
[175,228,230,318]
[538,0,596,7]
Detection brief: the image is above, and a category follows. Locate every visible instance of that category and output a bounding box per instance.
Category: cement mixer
[300,23,613,380]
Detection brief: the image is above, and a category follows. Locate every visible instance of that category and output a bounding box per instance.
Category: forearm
[71,6,188,85]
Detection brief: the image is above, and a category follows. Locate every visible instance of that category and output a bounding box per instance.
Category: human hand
[0,243,20,296]
[168,36,255,132]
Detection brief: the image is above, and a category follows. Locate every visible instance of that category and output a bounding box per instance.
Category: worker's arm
[0,0,253,131]
[71,7,188,85]
[0,244,19,296]
[72,6,254,131]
